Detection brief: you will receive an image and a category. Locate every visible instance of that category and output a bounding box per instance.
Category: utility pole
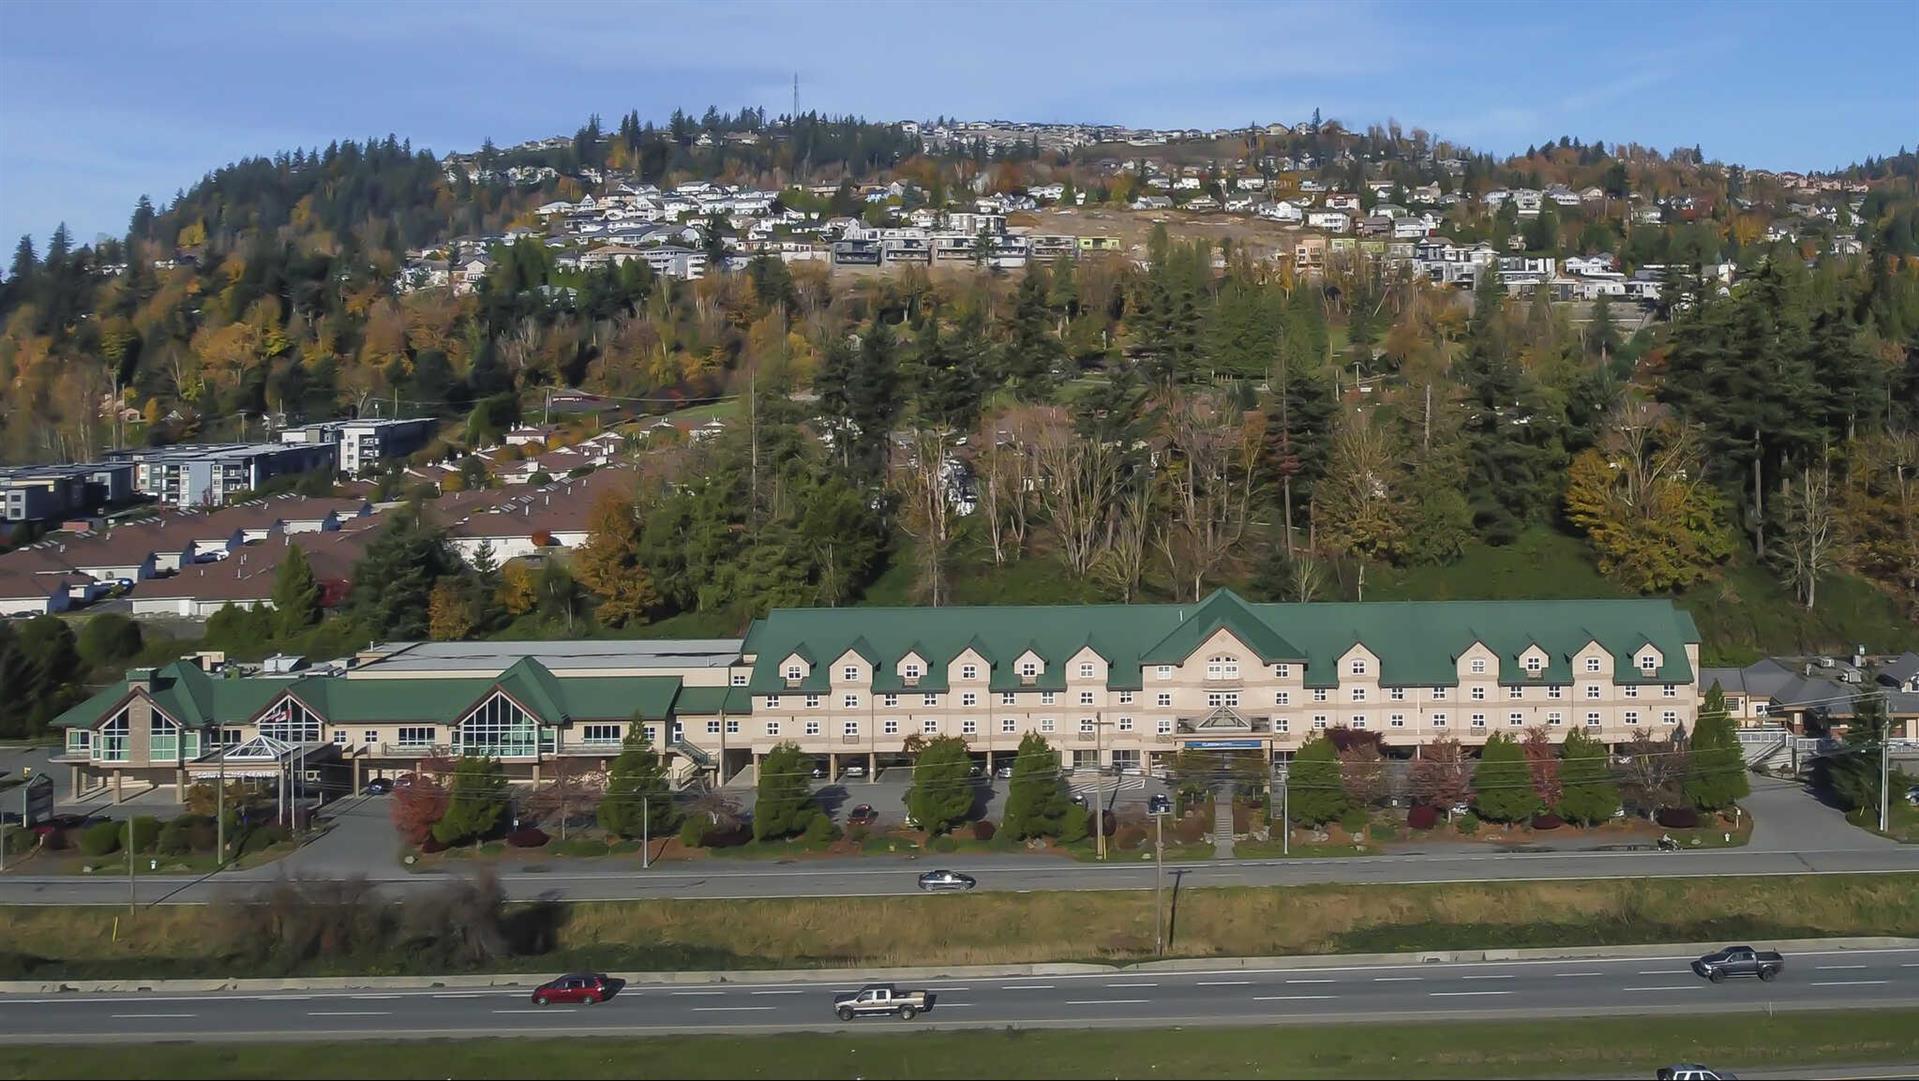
[127,820,136,914]
[642,797,650,870]
[215,731,226,867]
[1094,721,1106,861]
[1279,763,1290,856]
[1881,728,1891,834]
[1153,809,1166,956]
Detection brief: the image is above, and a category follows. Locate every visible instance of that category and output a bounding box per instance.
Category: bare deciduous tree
[1032,407,1126,577]
[1155,391,1263,600]
[1774,453,1836,610]
[891,428,958,606]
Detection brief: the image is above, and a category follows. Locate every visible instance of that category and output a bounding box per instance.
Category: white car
[841,764,867,779]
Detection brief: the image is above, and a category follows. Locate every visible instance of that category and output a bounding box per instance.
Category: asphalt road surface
[0,842,1913,906]
[4,947,1916,1042]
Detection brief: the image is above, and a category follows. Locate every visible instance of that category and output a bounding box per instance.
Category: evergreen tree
[1684,683,1750,811]
[1472,732,1542,822]
[431,756,508,846]
[269,543,321,637]
[1456,266,1566,544]
[1555,728,1621,825]
[1286,735,1349,826]
[905,736,974,834]
[753,741,818,840]
[1001,732,1075,839]
[348,511,463,639]
[1001,263,1064,397]
[597,729,679,837]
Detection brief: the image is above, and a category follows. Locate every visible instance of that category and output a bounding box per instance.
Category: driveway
[1746,774,1901,852]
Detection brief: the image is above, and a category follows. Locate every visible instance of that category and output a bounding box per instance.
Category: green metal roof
[741,591,1698,693]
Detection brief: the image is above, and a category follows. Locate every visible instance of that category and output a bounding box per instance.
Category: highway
[3,947,1917,1042]
[0,842,1913,906]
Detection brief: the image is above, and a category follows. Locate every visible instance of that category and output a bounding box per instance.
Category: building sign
[1183,739,1262,750]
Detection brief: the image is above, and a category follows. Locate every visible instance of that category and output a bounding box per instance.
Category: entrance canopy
[185,736,339,779]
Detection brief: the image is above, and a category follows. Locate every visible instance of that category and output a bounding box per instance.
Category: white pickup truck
[833,983,931,1021]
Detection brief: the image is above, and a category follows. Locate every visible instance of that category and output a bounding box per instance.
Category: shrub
[1112,824,1147,851]
[79,821,120,857]
[846,824,870,844]
[971,819,996,842]
[929,835,959,853]
[39,827,68,852]
[1531,813,1565,830]
[1407,804,1439,830]
[1655,806,1699,829]
[505,827,550,848]
[1338,807,1369,836]
[126,816,161,853]
[420,836,449,854]
[239,825,289,856]
[1059,808,1091,844]
[1455,812,1480,835]
[801,813,838,844]
[1172,815,1207,845]
[678,817,708,849]
[157,818,192,856]
[1368,822,1397,841]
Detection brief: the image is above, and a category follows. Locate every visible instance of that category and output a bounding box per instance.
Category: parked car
[833,983,930,1021]
[841,763,868,779]
[1147,793,1172,815]
[810,763,828,780]
[1905,784,1919,807]
[363,778,393,795]
[916,869,976,892]
[1656,1066,1738,1081]
[847,804,878,825]
[530,972,613,1006]
[1691,946,1784,983]
[993,764,1013,779]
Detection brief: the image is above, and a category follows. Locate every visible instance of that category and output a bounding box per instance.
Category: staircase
[1211,787,1235,858]
[1737,725,1791,766]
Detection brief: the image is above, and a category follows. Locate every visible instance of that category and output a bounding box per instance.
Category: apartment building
[109,443,337,509]
[281,418,436,476]
[52,591,1700,803]
[0,462,135,524]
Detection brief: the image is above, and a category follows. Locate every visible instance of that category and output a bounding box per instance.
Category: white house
[1306,209,1351,232]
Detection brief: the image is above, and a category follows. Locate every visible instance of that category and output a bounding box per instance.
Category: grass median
[0,872,1914,979]
[2,1009,1914,1079]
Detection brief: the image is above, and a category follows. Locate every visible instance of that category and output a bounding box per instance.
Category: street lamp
[1150,804,1170,956]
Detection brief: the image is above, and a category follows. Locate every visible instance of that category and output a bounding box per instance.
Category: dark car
[363,778,393,795]
[847,804,878,825]
[1147,793,1172,815]
[531,972,613,1006]
[916,869,976,892]
[1691,946,1784,983]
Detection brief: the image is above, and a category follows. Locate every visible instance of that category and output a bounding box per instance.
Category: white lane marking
[1196,980,1251,986]
[671,991,727,996]
[432,993,503,999]
[494,1009,571,1014]
[1002,984,1054,990]
[1811,980,1888,987]
[353,994,403,1000]
[1373,977,1422,983]
[1556,972,1604,978]
[936,1003,975,1008]
[1461,975,1515,981]
[1622,985,1696,992]
[110,1013,194,1019]
[1254,994,1336,1001]
[1817,964,1868,970]
[929,986,972,991]
[1286,979,1336,985]
[750,990,805,996]
[1636,969,1685,975]
[307,1010,390,1016]
[692,1006,775,1012]
[1065,999,1150,1005]
[1106,982,1158,988]
[1429,991,1513,997]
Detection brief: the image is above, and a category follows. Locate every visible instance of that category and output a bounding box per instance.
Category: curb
[4,936,1912,995]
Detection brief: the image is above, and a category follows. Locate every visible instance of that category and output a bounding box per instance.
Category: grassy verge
[0,873,1912,979]
[2,1010,1913,1079]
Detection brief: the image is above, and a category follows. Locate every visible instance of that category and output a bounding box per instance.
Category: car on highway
[1147,793,1172,815]
[530,972,613,1006]
[916,869,976,892]
[833,983,930,1021]
[1691,946,1784,983]
[1656,1066,1738,1081]
[363,778,393,795]
[847,804,878,825]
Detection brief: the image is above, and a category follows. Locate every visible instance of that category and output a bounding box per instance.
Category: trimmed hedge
[1656,806,1700,829]
[79,821,120,857]
[506,827,550,848]
[1455,812,1481,835]
[1408,805,1439,830]
[1531,813,1565,830]
[971,820,996,842]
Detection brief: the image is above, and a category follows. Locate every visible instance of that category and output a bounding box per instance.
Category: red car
[531,972,613,1006]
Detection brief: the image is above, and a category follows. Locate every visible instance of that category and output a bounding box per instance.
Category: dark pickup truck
[1691,946,1785,983]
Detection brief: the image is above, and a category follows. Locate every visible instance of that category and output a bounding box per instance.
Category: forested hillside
[2,110,1916,665]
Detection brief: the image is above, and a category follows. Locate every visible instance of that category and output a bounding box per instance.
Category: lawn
[1,873,1912,980]
[2,1009,1913,1079]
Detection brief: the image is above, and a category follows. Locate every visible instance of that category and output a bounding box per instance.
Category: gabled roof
[1139,590,1304,667]
[491,656,573,724]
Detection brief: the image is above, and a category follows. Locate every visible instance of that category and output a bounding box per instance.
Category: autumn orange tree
[1563,399,1735,592]
[572,491,660,627]
[390,774,448,846]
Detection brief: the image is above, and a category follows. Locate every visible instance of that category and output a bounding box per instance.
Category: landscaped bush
[801,813,838,844]
[1455,812,1480,835]
[678,818,708,848]
[929,835,959,853]
[1368,822,1397,842]
[157,818,192,856]
[1408,804,1439,830]
[1172,814,1208,845]
[1531,813,1565,830]
[505,827,550,848]
[1339,808,1369,836]
[38,827,67,852]
[79,821,120,857]
[846,824,870,844]
[1112,824,1147,851]
[971,820,996,842]
[1656,806,1700,829]
[126,816,161,853]
[420,836,448,854]
[239,825,289,856]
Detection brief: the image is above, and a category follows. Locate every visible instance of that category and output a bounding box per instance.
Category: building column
[753,753,763,784]
[352,756,363,793]
[828,752,837,780]
[69,765,80,798]
[176,768,188,803]
[984,749,994,774]
[867,751,877,781]
[113,771,124,805]
[531,762,541,786]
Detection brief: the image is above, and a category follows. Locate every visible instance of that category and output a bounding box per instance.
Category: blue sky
[2,0,1915,249]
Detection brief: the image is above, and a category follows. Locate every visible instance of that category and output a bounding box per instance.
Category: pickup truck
[833,983,931,1020]
[1691,946,1785,983]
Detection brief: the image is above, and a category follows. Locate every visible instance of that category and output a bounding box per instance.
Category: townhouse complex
[51,590,1714,802]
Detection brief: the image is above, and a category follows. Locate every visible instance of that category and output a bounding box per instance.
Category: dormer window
[961,664,978,680]
[842,664,860,682]
[1078,662,1096,679]
[784,663,803,682]
[1349,658,1367,676]
[1019,660,1039,679]
[1469,658,1487,675]
[902,662,922,685]
[1585,657,1602,673]
[1638,653,1658,673]
[1524,655,1543,676]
